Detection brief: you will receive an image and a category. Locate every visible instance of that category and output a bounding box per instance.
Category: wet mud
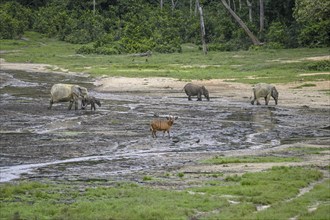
[0,70,329,183]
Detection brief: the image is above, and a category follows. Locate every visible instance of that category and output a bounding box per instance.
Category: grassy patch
[319,89,330,96]
[0,167,324,220]
[202,155,301,164]
[293,83,317,89]
[1,32,330,84]
[284,146,330,155]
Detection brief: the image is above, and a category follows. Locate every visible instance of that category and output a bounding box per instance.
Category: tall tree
[259,0,264,32]
[221,0,261,45]
[197,1,207,54]
[246,0,252,22]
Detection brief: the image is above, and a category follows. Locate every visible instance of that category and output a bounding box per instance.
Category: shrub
[0,2,33,39]
[266,22,289,47]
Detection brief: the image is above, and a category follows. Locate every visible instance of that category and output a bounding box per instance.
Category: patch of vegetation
[202,155,301,165]
[0,167,324,220]
[142,176,153,181]
[319,89,330,96]
[294,83,317,89]
[247,179,330,220]
[305,60,330,71]
[284,146,330,155]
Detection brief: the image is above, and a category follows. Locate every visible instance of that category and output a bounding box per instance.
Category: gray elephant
[251,83,278,105]
[183,83,210,101]
[82,95,101,111]
[48,84,88,110]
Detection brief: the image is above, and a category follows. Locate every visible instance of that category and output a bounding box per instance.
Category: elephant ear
[72,86,83,98]
[271,87,279,98]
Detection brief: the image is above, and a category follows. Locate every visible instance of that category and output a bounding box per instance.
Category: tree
[259,0,264,33]
[197,1,207,54]
[220,0,261,45]
[294,0,330,46]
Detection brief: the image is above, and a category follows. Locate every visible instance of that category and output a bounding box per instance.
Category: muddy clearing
[0,69,329,186]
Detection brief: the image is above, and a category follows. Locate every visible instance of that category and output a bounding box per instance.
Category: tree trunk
[197,1,207,54]
[93,0,95,15]
[259,0,264,32]
[221,0,261,45]
[160,0,163,10]
[246,0,252,22]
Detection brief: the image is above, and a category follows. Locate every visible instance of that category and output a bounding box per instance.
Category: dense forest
[1,0,329,54]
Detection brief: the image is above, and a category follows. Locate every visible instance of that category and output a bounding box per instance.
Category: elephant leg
[188,96,192,101]
[74,101,79,110]
[197,93,202,101]
[68,101,73,110]
[48,99,53,109]
[256,98,261,105]
[265,95,271,105]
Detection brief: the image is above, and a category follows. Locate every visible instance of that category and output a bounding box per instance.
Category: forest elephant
[82,95,101,111]
[183,83,210,101]
[48,84,89,110]
[251,83,278,105]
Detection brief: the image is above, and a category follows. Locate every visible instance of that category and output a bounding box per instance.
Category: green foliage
[0,2,33,39]
[33,7,106,44]
[294,0,330,47]
[1,0,330,49]
[298,20,330,47]
[305,60,330,71]
[266,22,289,48]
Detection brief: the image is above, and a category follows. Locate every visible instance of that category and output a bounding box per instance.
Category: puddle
[0,70,329,182]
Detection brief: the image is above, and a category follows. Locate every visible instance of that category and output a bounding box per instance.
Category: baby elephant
[251,83,278,105]
[82,96,101,111]
[150,115,178,138]
[183,83,210,101]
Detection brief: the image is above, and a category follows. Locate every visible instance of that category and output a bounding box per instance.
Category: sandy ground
[95,76,330,109]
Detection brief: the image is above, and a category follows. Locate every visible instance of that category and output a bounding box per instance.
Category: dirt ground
[0,59,329,186]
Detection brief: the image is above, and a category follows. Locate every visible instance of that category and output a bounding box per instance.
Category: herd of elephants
[48,82,279,138]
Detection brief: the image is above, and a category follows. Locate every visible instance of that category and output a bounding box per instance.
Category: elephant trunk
[81,98,87,109]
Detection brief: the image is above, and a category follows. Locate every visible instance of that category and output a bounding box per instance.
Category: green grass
[294,83,317,89]
[283,146,330,155]
[1,32,329,84]
[202,155,302,164]
[0,167,326,220]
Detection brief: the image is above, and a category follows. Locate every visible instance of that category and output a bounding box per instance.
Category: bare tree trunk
[93,0,95,15]
[190,0,192,16]
[160,0,163,10]
[259,0,264,32]
[233,0,236,12]
[195,0,198,16]
[246,0,252,22]
[171,0,179,11]
[197,1,207,54]
[239,0,242,10]
[221,0,261,45]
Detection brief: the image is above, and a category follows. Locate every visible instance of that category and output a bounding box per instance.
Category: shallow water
[0,70,329,182]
